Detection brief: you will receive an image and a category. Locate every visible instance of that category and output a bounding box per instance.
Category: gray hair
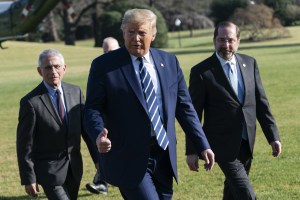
[120,9,157,35]
[38,49,65,67]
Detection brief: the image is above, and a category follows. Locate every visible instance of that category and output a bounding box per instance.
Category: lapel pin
[160,63,164,67]
[243,64,246,67]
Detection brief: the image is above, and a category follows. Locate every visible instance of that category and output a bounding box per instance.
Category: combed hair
[120,9,157,35]
[213,21,240,39]
[38,49,65,67]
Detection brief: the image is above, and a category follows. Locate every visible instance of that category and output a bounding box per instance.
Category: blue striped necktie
[137,57,169,150]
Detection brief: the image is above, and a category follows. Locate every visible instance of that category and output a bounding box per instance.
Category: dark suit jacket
[84,47,210,188]
[17,82,97,186]
[186,52,280,162]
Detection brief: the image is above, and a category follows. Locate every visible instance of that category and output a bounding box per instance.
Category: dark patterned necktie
[137,57,169,150]
[56,89,65,122]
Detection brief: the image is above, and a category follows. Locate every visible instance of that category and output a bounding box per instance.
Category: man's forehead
[42,56,63,64]
[217,29,237,38]
[126,22,151,29]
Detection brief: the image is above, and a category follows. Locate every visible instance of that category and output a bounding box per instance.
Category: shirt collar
[43,81,63,95]
[216,52,237,67]
[130,51,151,64]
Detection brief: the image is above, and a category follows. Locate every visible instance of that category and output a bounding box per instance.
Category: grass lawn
[0,26,299,199]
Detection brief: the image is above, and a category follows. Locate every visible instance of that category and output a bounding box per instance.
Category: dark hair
[213,21,240,39]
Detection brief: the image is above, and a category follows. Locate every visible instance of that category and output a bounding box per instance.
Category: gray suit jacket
[17,81,97,186]
[186,53,280,162]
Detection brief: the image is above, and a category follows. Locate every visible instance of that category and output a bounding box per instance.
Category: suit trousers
[119,138,173,200]
[42,165,80,200]
[218,140,257,200]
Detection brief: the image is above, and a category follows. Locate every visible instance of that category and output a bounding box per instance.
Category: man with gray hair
[17,49,98,200]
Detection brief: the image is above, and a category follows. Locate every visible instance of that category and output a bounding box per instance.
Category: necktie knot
[137,57,144,70]
[137,57,143,63]
[56,89,61,95]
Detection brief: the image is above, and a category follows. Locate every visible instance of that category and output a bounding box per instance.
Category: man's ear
[151,34,156,42]
[37,67,42,76]
[62,64,67,74]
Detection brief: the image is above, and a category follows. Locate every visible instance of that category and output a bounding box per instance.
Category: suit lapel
[211,53,240,102]
[235,54,248,104]
[39,83,62,125]
[120,48,169,120]
[61,82,71,125]
[120,52,148,112]
[150,49,169,123]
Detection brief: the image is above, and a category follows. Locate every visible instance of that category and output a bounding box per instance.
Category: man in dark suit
[84,9,215,200]
[85,37,120,195]
[16,49,98,200]
[186,21,282,200]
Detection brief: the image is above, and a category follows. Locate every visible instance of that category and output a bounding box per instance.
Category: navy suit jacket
[186,53,280,162]
[17,82,97,186]
[84,47,210,188]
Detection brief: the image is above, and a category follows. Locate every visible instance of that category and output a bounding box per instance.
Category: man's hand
[270,140,282,157]
[25,183,39,197]
[96,128,111,153]
[186,149,215,172]
[201,149,215,171]
[186,154,199,172]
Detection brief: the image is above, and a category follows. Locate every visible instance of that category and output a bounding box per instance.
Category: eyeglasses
[217,38,237,44]
[41,65,63,71]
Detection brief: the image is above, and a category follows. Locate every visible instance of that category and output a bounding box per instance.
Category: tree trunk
[63,10,75,45]
[93,0,104,47]
[49,11,60,42]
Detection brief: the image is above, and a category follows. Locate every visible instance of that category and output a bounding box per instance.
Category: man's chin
[130,50,144,57]
[221,53,233,61]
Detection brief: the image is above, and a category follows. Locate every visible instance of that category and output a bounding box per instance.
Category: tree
[39,0,99,45]
[284,4,300,26]
[95,0,168,48]
[261,0,295,25]
[230,4,290,41]
[210,0,248,24]
[62,0,97,45]
[151,0,213,31]
[92,0,112,47]
[96,11,122,46]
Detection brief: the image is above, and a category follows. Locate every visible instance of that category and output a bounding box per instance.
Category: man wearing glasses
[185,21,282,200]
[16,49,98,200]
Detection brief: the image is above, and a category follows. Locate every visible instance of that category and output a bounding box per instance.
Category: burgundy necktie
[56,89,65,122]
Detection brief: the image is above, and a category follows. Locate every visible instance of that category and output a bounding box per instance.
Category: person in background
[186,21,282,200]
[84,8,214,200]
[85,36,120,195]
[102,37,120,54]
[16,49,98,200]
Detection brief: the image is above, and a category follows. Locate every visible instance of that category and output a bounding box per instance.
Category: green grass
[1,26,300,199]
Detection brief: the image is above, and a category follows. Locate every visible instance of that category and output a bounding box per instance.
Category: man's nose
[132,33,141,41]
